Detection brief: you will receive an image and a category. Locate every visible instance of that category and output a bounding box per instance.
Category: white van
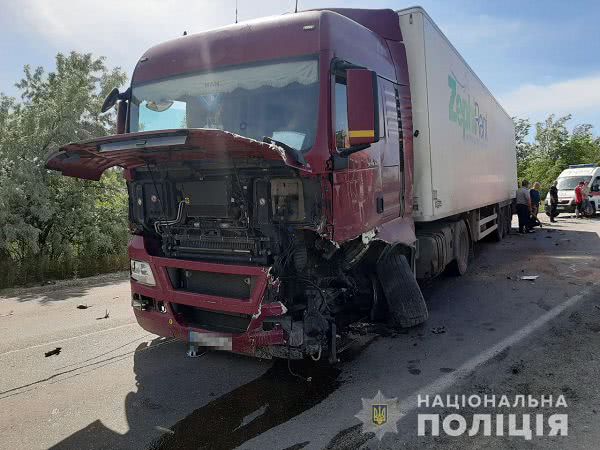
[545,164,600,216]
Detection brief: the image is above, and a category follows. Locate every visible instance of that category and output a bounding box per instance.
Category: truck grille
[175,237,256,253]
[171,303,252,334]
[167,268,255,300]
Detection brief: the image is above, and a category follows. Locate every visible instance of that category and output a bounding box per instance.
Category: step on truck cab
[46,7,517,362]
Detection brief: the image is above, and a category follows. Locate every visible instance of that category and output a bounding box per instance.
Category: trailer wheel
[449,220,470,276]
[492,207,505,242]
[377,250,428,328]
[504,206,512,235]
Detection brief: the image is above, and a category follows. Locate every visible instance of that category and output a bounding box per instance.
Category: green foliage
[515,114,600,197]
[0,52,129,287]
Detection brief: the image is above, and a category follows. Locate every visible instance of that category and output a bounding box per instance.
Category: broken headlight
[130,259,156,286]
[271,178,305,221]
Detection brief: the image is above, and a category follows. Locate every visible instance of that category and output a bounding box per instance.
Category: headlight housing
[130,260,156,286]
[270,178,305,221]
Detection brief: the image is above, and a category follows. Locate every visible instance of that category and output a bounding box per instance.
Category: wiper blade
[262,136,307,166]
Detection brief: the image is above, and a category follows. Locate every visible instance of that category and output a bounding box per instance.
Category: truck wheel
[369,274,387,322]
[492,207,505,241]
[504,206,512,235]
[376,250,428,328]
[449,220,470,276]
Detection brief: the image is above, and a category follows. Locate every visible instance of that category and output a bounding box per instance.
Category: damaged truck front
[46,9,425,362]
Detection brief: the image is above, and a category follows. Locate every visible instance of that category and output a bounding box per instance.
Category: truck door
[379,78,404,218]
[331,67,383,241]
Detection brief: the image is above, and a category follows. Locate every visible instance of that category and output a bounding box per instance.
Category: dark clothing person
[529,189,540,206]
[550,186,558,204]
[529,187,542,228]
[516,204,530,233]
[549,185,558,222]
[515,186,532,233]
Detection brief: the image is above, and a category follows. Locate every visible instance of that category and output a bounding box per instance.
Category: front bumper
[128,235,288,357]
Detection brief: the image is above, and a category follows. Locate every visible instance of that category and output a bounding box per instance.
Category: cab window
[334,78,349,149]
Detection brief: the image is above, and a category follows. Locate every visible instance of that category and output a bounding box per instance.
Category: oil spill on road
[149,359,339,450]
[149,335,376,450]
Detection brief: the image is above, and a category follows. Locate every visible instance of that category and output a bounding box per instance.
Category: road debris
[76,304,89,309]
[96,309,110,320]
[155,426,175,435]
[431,326,446,334]
[45,347,62,357]
[0,310,14,317]
[520,275,539,281]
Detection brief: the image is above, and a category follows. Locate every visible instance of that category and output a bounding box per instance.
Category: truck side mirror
[101,87,120,113]
[346,69,379,146]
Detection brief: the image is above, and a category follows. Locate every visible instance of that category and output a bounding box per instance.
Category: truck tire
[377,250,428,328]
[504,206,512,235]
[492,207,505,242]
[449,220,470,276]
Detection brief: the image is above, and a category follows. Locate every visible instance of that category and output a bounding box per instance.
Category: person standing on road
[530,182,542,227]
[582,181,591,216]
[574,181,585,218]
[549,180,558,223]
[516,180,533,233]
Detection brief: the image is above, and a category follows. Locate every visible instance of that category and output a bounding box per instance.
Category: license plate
[189,330,232,350]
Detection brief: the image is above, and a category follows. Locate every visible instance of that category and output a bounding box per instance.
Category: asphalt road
[1,215,599,450]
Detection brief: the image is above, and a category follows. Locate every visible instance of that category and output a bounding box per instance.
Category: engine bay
[128,163,322,265]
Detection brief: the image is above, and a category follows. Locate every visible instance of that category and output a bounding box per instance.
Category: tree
[514,117,532,175]
[0,52,128,285]
[515,114,600,196]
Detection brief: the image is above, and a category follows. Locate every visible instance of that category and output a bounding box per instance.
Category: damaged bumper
[129,235,288,357]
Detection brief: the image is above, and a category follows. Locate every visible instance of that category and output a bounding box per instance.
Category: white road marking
[0,322,138,357]
[395,283,599,420]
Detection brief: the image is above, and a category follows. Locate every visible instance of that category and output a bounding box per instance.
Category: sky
[2,0,600,135]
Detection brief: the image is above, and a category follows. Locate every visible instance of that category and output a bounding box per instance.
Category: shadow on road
[49,339,347,450]
[0,272,128,304]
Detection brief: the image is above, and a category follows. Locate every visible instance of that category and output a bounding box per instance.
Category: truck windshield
[557,176,592,190]
[129,58,319,152]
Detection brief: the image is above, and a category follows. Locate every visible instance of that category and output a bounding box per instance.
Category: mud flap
[377,250,428,328]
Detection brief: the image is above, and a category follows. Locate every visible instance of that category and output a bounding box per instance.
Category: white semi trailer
[398,7,517,279]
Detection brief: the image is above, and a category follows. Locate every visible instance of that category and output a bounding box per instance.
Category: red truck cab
[47,9,423,361]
